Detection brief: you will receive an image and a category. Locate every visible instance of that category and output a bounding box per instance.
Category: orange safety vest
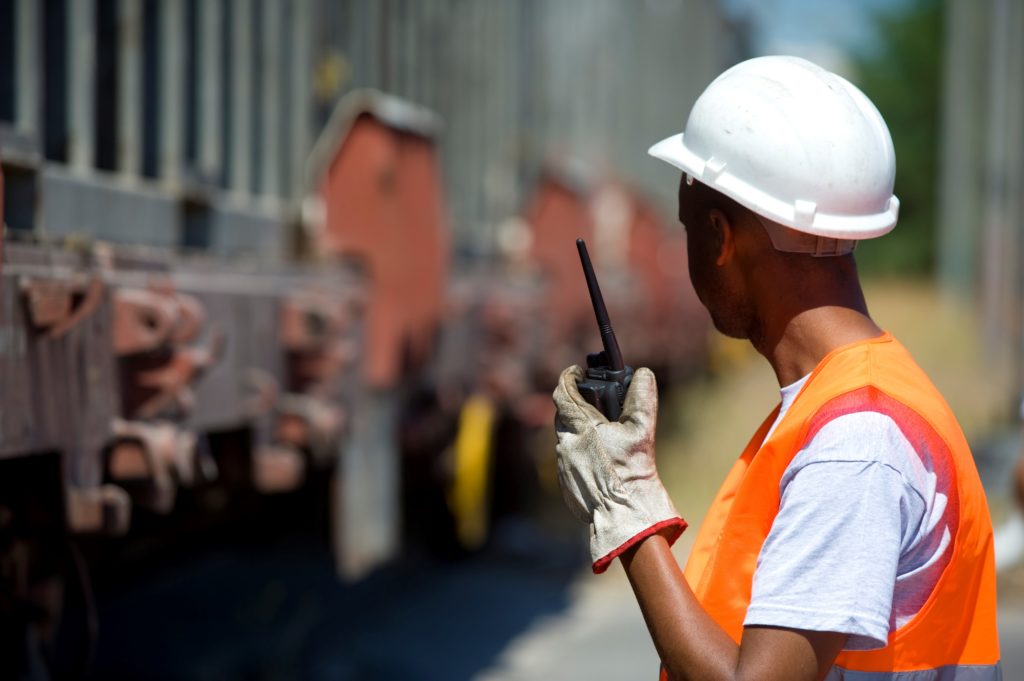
[663,333,1001,680]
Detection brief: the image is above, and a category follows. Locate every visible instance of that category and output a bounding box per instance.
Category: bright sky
[722,0,911,78]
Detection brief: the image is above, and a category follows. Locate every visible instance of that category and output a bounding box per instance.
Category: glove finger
[620,367,658,433]
[553,365,607,431]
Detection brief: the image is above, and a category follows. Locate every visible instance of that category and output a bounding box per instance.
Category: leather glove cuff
[590,479,687,574]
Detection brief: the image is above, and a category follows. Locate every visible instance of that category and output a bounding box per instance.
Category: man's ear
[708,209,735,266]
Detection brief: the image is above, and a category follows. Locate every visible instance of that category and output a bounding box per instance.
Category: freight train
[0,1,737,676]
[0,89,710,677]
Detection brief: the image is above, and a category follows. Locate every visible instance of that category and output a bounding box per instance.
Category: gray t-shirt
[743,375,954,650]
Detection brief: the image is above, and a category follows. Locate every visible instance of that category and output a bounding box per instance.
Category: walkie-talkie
[575,238,634,420]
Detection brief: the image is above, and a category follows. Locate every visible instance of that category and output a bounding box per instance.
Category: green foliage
[851,0,943,277]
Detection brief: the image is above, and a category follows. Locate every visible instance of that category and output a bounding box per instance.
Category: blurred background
[0,0,1022,679]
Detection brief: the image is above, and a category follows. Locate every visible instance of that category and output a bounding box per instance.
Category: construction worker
[553,56,1001,680]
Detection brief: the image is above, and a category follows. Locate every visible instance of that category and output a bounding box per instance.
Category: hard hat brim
[647,132,899,240]
[648,133,697,176]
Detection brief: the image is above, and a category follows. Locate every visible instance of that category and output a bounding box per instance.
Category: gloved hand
[553,365,686,573]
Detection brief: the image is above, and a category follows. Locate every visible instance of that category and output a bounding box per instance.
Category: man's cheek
[686,247,710,301]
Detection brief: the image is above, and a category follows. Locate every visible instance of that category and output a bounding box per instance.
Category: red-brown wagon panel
[311,91,448,391]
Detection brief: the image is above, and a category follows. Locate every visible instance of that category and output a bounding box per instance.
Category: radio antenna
[576,238,624,371]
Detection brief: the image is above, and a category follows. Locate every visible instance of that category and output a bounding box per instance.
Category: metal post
[230,0,253,194]
[289,0,312,197]
[198,0,223,183]
[117,0,142,176]
[402,0,418,102]
[482,0,497,251]
[981,0,1011,356]
[159,0,185,184]
[937,0,987,302]
[448,2,470,247]
[470,0,485,250]
[1008,0,1024,404]
[384,0,398,94]
[366,0,383,88]
[68,0,97,171]
[15,0,40,138]
[260,0,282,197]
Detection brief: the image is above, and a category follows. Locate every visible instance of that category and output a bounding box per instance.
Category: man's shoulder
[810,332,958,438]
[786,408,948,509]
[790,410,918,471]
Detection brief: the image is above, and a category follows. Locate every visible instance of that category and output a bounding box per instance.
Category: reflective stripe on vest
[674,333,1000,677]
[826,664,1003,680]
[662,662,1004,680]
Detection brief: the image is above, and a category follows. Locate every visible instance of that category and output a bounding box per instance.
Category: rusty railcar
[307,90,453,565]
[308,90,449,393]
[0,1,730,674]
[0,235,377,674]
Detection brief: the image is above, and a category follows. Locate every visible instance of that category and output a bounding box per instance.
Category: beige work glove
[553,365,686,573]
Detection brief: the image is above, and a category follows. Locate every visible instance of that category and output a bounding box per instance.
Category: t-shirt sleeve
[743,413,920,651]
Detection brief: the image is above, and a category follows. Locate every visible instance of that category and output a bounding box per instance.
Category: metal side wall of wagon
[2,243,126,535]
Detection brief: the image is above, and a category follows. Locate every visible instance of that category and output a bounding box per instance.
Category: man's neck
[754,302,883,387]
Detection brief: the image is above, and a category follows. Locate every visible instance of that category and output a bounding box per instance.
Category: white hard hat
[649,56,899,240]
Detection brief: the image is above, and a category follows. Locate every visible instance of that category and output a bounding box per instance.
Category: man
[553,56,1001,680]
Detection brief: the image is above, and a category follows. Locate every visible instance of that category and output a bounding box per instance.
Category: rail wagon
[0,1,732,673]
